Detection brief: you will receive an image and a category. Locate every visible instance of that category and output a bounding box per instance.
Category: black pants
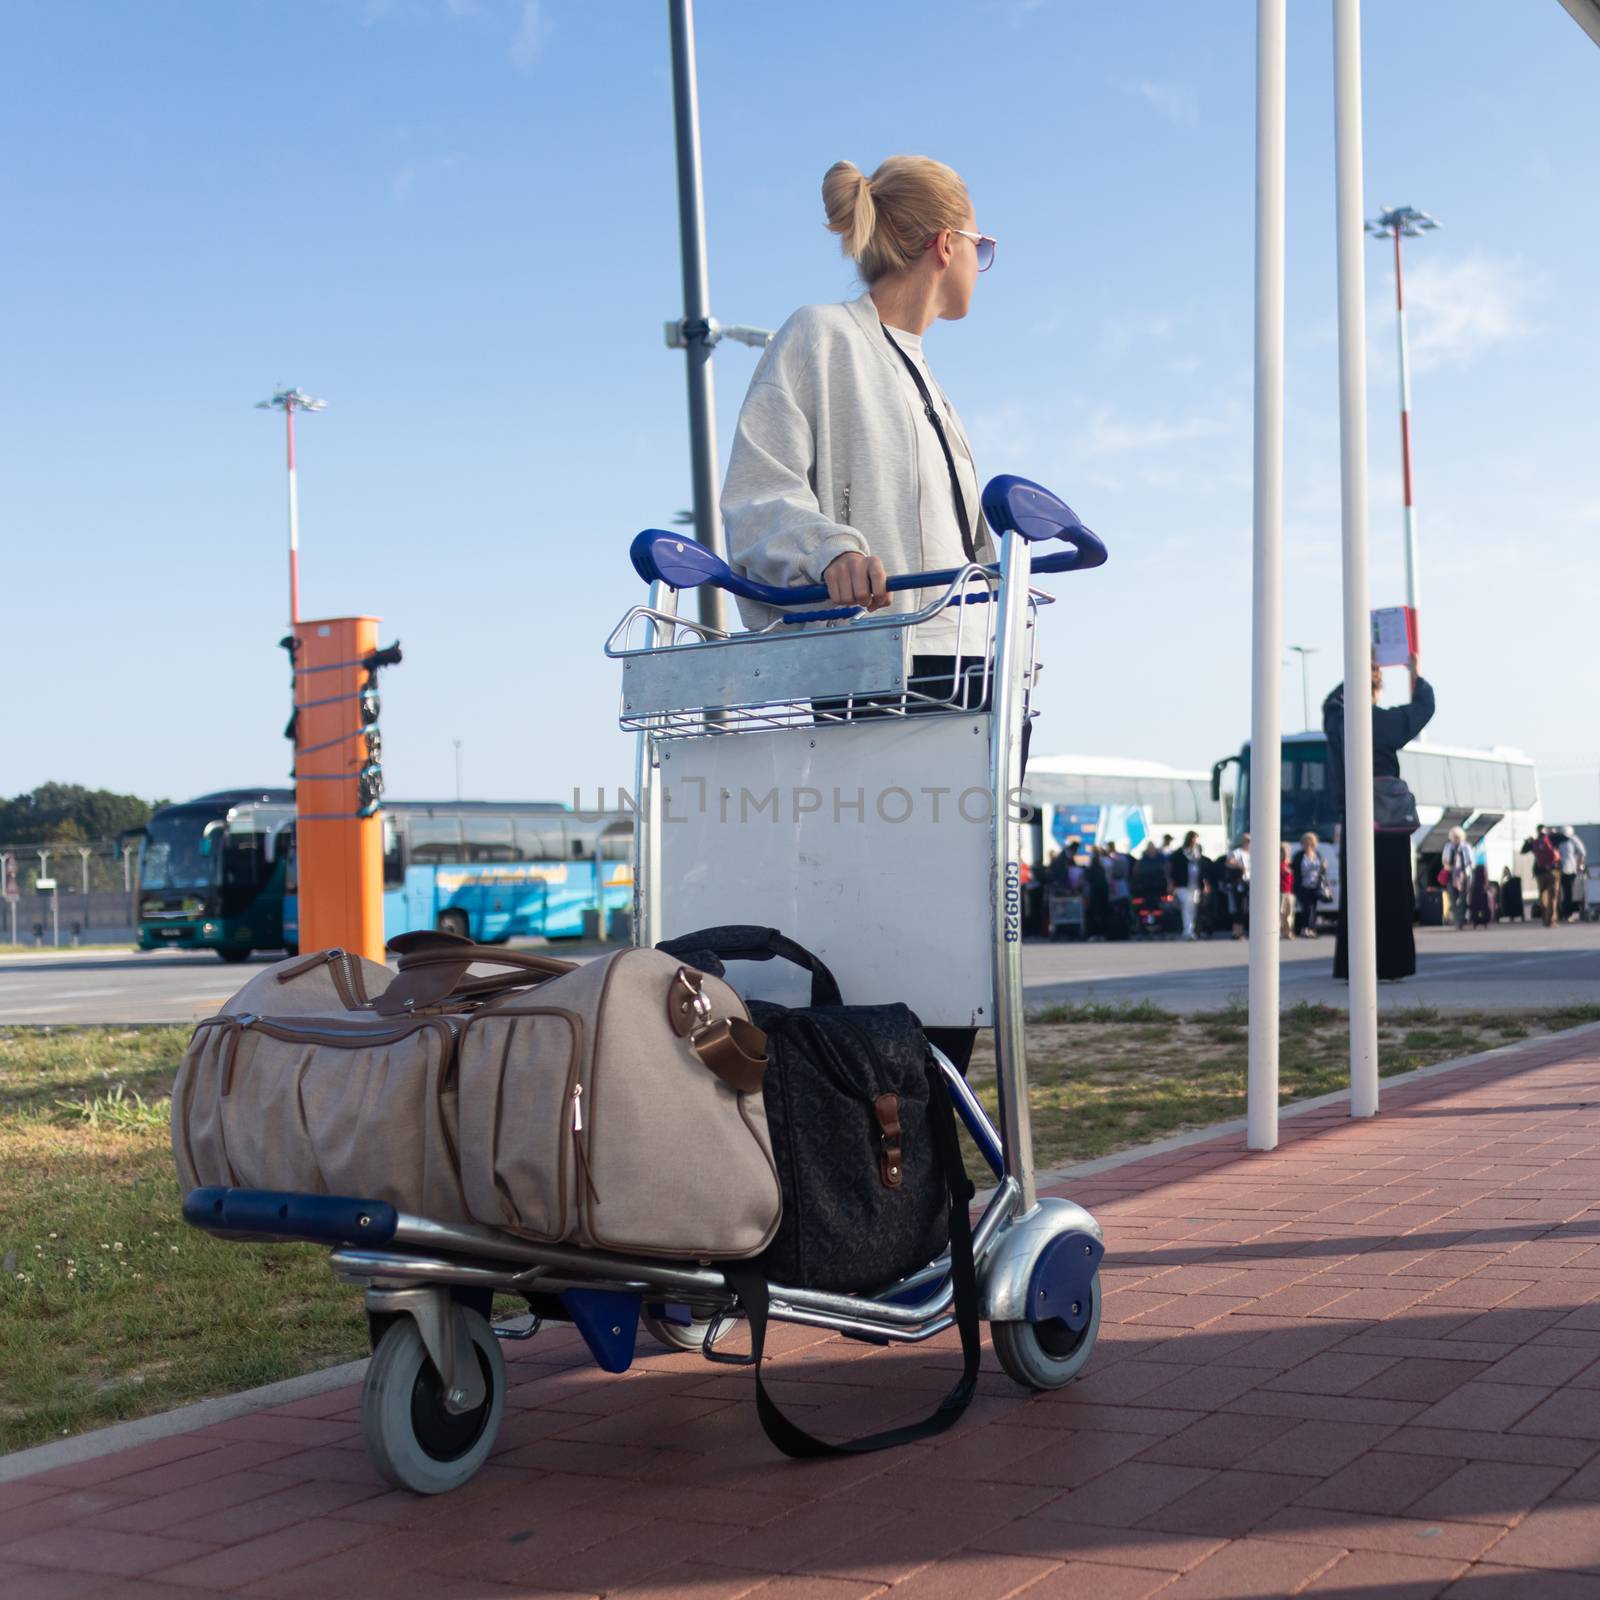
[1562,873,1577,921]
[1294,887,1321,936]
[1335,829,1416,980]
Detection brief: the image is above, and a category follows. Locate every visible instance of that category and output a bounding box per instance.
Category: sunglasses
[929,229,997,271]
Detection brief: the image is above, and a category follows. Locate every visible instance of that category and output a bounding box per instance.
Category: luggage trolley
[180,474,1108,1496]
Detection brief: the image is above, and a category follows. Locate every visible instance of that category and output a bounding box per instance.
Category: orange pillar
[293,615,385,962]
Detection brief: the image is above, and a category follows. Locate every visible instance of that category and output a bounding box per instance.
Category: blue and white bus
[284,800,635,951]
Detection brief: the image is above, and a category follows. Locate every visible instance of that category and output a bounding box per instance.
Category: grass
[3,1003,1598,1452]
[0,1027,365,1454]
[964,1002,1600,1185]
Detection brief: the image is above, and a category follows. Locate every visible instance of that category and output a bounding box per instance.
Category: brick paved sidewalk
[8,1028,1600,1598]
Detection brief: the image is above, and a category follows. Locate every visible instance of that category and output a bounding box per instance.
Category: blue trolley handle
[628,474,1107,617]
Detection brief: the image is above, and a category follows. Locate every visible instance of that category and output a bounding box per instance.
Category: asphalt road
[1,922,1594,1025]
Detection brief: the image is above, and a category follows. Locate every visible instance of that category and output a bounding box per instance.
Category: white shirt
[881,324,982,656]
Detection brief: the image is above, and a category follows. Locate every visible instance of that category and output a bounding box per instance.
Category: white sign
[35,877,57,891]
[1370,606,1416,668]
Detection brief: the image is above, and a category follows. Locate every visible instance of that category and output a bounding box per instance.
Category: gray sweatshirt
[720,292,993,645]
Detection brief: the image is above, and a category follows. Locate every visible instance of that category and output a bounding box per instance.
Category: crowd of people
[1038,831,1328,944]
[1037,821,1590,948]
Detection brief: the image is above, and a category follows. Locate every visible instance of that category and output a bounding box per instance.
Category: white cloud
[1115,78,1198,130]
[510,0,551,69]
[1382,252,1536,374]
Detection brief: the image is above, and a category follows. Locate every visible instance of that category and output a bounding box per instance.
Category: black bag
[1373,775,1421,833]
[656,924,981,1459]
[655,925,947,1293]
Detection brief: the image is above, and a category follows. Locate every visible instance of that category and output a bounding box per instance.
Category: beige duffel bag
[171,940,780,1261]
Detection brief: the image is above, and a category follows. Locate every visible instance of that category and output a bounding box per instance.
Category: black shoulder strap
[720,1062,981,1457]
[881,324,979,564]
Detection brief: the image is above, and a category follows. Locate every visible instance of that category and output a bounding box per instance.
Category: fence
[0,840,139,947]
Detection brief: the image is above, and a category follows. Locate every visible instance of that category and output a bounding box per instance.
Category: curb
[0,1356,371,1484]
[7,1020,1599,1484]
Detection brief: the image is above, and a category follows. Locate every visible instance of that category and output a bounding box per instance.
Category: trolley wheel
[640,1306,725,1355]
[436,910,470,941]
[216,946,253,964]
[991,1273,1102,1390]
[362,1308,505,1495]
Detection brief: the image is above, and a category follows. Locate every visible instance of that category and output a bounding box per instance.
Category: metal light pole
[664,1,774,636]
[453,739,463,803]
[1365,204,1438,645]
[1288,644,1319,732]
[1334,0,1380,1119]
[1247,0,1286,1154]
[254,388,327,626]
[667,0,727,636]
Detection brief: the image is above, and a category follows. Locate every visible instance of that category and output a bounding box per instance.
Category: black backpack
[655,925,979,1457]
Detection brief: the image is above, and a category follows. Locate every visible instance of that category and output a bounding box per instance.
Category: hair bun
[822,159,877,260]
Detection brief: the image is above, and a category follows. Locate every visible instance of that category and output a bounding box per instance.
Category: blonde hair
[822,156,972,283]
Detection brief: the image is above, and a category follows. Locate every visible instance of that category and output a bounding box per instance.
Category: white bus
[1212,731,1542,915]
[1022,755,1227,871]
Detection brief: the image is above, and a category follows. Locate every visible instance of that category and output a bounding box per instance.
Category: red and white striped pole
[1392,223,1419,647]
[1368,204,1438,652]
[285,397,301,626]
[256,387,326,627]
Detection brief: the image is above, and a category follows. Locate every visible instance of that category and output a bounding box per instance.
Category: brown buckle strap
[690,1016,768,1095]
[874,1093,903,1188]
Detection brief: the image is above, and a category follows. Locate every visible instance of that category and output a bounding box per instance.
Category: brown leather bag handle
[690,1016,768,1095]
[375,932,579,1016]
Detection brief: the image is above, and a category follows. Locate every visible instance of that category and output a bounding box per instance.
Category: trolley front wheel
[991,1273,1101,1390]
[641,1305,726,1355]
[362,1307,504,1495]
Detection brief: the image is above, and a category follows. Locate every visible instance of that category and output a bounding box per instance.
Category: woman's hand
[823,550,890,611]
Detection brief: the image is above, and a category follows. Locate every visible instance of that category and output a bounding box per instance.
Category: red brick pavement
[8,1028,1600,1598]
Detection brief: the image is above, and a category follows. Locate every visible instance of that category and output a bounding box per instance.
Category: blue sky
[6,0,1597,821]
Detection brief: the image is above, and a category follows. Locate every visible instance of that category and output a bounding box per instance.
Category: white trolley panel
[655,714,996,1025]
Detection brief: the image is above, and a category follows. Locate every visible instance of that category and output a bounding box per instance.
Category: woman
[722,156,997,1067]
[1279,842,1296,940]
[1290,831,1327,939]
[1441,825,1473,930]
[723,156,994,657]
[1469,857,1493,929]
[1323,654,1435,980]
[1085,846,1110,943]
[1226,833,1251,940]
[1170,831,1206,941]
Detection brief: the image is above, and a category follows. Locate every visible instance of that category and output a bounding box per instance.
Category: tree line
[0,783,168,849]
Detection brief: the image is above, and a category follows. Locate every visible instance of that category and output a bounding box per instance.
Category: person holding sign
[1322,653,1435,981]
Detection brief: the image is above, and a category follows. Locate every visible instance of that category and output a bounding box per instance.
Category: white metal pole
[1247,0,1287,1153]
[1333,0,1380,1118]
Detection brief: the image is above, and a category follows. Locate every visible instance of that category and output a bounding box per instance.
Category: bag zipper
[460,1004,585,1242]
[275,947,359,1009]
[571,1083,599,1207]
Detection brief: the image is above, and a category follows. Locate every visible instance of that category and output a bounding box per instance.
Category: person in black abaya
[1323,654,1435,981]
